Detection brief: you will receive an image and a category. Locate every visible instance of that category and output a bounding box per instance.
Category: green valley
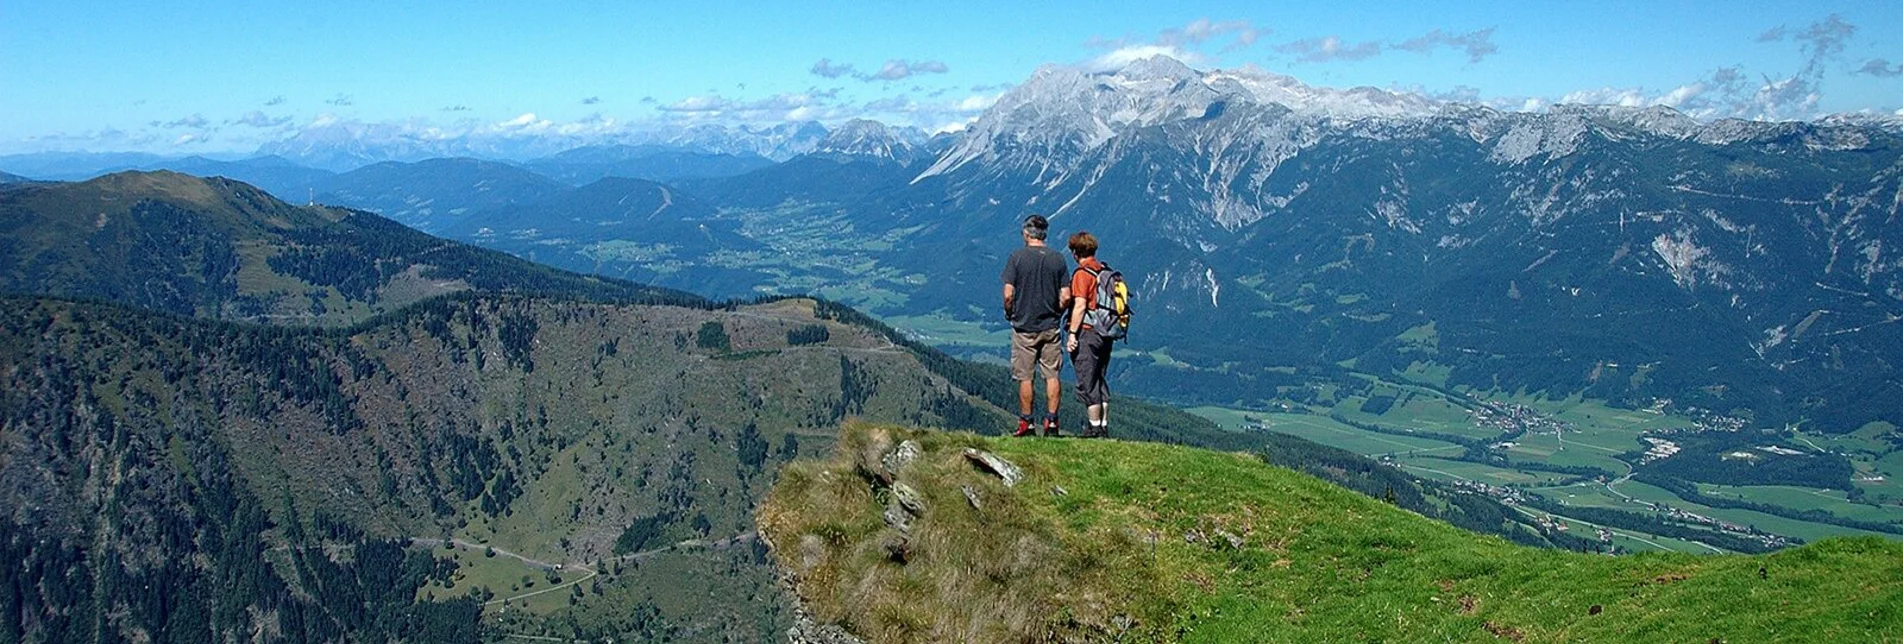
[1187,370,1903,554]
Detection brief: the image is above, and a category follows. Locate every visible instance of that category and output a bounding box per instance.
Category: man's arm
[1002,283,1016,318]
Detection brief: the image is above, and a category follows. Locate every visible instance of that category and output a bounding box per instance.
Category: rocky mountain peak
[814,119,925,163]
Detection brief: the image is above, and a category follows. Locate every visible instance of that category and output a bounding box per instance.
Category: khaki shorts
[1010,328,1063,381]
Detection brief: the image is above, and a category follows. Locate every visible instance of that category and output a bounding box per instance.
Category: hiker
[1001,214,1071,437]
[1066,231,1113,438]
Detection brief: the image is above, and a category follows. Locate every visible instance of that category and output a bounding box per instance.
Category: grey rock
[960,484,983,509]
[881,440,923,477]
[786,603,867,644]
[882,501,913,532]
[962,448,1024,487]
[891,481,926,516]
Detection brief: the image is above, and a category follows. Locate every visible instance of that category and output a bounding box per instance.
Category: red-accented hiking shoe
[1013,416,1036,437]
[1043,416,1061,437]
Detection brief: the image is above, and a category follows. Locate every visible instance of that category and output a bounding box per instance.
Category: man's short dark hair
[1023,214,1049,240]
[1068,231,1097,258]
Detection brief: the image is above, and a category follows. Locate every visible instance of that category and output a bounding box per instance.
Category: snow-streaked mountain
[627,55,1903,432]
[919,55,1441,182]
[811,119,929,164]
[661,121,831,161]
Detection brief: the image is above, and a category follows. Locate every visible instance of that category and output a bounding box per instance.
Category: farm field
[1190,381,1903,554]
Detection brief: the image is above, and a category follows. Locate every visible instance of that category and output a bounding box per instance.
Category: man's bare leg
[1019,379,1035,417]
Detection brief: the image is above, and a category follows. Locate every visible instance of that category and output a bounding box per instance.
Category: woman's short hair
[1068,231,1098,258]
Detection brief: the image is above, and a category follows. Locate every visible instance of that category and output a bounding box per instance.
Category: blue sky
[3,0,1900,155]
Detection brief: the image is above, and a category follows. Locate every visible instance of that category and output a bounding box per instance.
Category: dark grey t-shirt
[1001,244,1070,332]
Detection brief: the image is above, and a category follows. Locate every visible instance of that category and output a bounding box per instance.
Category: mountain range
[351,55,1897,435]
[5,171,1324,641]
[0,171,685,324]
[8,56,1899,434]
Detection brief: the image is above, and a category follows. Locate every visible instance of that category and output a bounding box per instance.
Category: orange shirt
[1070,257,1104,329]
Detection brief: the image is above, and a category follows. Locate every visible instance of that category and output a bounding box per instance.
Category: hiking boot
[1082,424,1109,439]
[1043,416,1061,437]
[1013,416,1036,438]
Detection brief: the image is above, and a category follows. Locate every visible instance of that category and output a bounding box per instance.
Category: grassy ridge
[761,424,1903,642]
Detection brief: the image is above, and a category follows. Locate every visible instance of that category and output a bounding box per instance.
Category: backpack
[1081,263,1132,341]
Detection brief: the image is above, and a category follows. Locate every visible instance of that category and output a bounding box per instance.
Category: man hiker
[1001,214,1070,437]
[1065,231,1112,438]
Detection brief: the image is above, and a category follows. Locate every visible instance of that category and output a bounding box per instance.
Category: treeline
[1634,473,1903,537]
[1520,497,1781,554]
[1421,453,1611,480]
[1639,435,1856,490]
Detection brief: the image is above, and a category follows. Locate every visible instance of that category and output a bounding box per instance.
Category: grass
[761,424,1903,643]
[415,541,591,615]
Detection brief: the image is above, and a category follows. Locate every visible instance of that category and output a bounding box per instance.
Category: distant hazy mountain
[811,119,930,164]
[0,170,34,184]
[663,120,831,160]
[310,157,567,233]
[0,170,681,324]
[522,144,774,185]
[0,152,334,198]
[255,120,837,172]
[134,154,336,199]
[0,150,169,179]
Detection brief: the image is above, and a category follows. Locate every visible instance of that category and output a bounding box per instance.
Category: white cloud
[931,118,976,134]
[811,58,856,79]
[1089,44,1197,72]
[230,111,293,128]
[956,93,1002,112]
[1098,19,1267,57]
[1392,28,1498,63]
[1158,18,1264,50]
[161,114,212,129]
[660,96,735,113]
[498,113,549,129]
[874,59,949,81]
[1856,59,1903,77]
[810,57,951,82]
[1276,35,1382,63]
